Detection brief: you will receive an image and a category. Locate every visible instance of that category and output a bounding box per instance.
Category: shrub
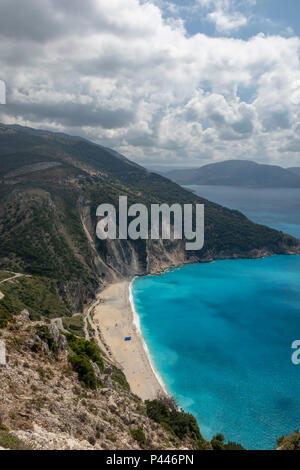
[66,334,104,389]
[130,427,146,446]
[68,354,98,389]
[169,409,201,442]
[111,366,130,391]
[212,433,225,443]
[145,398,202,443]
[211,433,245,450]
[277,431,300,450]
[211,439,225,450]
[66,334,104,371]
[146,399,170,424]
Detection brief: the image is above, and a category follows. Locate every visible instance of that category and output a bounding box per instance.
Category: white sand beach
[91,281,166,401]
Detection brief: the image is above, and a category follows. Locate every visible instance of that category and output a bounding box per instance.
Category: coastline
[129,280,169,395]
[91,280,167,400]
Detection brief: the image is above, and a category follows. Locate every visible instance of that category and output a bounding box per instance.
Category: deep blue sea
[132,186,300,450]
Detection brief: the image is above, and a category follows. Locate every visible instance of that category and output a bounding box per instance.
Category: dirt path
[83,297,104,343]
[0,273,24,300]
[0,273,23,285]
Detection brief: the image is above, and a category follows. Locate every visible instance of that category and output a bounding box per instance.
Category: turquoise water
[132,187,300,450]
[187,185,300,240]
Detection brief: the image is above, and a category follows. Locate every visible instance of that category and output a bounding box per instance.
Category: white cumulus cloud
[0,0,299,167]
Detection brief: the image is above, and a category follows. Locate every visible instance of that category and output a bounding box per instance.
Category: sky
[0,0,300,168]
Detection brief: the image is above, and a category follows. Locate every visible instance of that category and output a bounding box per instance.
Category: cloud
[0,0,299,167]
[207,9,247,33]
[197,0,252,33]
[3,102,136,129]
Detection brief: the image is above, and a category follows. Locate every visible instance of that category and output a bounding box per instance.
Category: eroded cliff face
[80,199,146,281]
[80,200,195,283]
[79,197,300,293]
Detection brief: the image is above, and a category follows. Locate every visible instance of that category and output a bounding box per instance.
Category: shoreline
[91,280,167,400]
[129,279,169,396]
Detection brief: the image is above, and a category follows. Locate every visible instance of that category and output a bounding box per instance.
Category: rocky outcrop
[48,324,68,351]
[0,340,6,366]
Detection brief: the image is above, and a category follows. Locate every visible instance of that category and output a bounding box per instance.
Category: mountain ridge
[165,159,300,188]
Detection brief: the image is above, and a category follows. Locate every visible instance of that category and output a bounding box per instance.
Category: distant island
[288,167,300,176]
[165,160,300,188]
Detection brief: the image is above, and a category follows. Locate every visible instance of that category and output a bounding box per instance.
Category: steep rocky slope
[0,309,212,450]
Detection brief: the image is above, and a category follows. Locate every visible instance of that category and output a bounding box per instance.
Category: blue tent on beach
[124,337,132,341]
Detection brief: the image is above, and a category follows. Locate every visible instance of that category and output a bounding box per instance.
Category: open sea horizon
[132,185,300,450]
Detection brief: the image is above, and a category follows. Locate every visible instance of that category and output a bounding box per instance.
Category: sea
[131,185,300,450]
